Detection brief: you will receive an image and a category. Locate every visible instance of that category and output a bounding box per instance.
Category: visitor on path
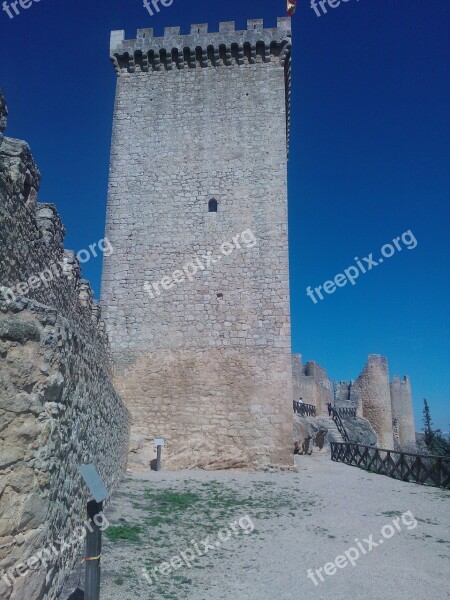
[327,402,332,417]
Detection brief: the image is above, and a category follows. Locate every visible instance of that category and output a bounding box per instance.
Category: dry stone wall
[0,91,130,600]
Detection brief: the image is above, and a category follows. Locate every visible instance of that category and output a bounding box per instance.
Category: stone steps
[321,418,346,443]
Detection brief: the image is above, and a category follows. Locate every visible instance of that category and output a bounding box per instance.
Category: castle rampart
[291,355,331,416]
[0,91,130,600]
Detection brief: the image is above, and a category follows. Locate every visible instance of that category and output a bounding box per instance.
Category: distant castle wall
[291,355,331,416]
[334,381,362,416]
[296,352,416,450]
[0,92,130,600]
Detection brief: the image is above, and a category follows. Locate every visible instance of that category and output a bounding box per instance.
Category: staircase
[322,418,346,444]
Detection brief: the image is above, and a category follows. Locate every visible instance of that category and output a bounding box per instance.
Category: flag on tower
[287,0,297,16]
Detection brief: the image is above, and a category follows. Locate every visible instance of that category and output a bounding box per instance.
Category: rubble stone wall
[0,91,130,600]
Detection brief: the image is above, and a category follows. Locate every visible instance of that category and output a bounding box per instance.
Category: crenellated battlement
[110,18,292,74]
[109,17,292,154]
[391,374,411,385]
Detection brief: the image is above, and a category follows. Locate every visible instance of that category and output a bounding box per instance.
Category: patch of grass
[106,524,144,542]
[381,511,403,517]
[116,478,318,600]
[144,490,201,514]
[114,577,124,586]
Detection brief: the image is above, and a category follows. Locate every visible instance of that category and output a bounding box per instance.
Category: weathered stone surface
[0,319,40,343]
[293,414,377,452]
[339,416,378,446]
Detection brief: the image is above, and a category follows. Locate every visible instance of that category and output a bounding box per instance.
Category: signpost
[79,465,109,600]
[154,439,165,471]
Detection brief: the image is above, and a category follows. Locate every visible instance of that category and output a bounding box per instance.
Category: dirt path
[84,454,448,599]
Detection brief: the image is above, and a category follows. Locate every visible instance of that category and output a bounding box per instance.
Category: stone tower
[353,354,394,449]
[390,375,415,447]
[101,19,293,468]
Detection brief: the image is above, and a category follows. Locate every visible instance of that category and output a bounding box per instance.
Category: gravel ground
[63,454,449,600]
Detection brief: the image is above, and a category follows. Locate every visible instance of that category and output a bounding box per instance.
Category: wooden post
[156,445,162,472]
[85,500,103,600]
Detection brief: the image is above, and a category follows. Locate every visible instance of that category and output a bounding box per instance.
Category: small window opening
[217,293,223,300]
[208,198,218,212]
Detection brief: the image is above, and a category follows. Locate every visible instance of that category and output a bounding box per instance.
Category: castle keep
[101,19,294,468]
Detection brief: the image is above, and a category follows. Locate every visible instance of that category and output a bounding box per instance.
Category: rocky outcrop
[294,414,377,454]
[339,416,378,446]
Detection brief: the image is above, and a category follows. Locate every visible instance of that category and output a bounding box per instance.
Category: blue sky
[1,0,448,430]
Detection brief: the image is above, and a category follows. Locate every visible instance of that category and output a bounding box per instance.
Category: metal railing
[293,401,316,417]
[331,442,450,488]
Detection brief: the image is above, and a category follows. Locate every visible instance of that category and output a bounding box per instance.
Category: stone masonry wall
[390,375,415,448]
[333,381,362,416]
[0,92,130,600]
[101,20,293,468]
[292,354,303,401]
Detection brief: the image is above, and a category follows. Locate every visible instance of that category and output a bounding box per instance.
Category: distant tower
[101,19,293,468]
[390,375,415,447]
[353,355,394,449]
